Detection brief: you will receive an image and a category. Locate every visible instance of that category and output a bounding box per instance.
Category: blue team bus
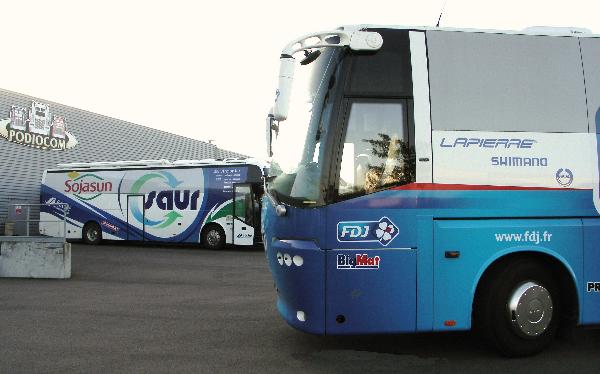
[263,25,600,356]
[40,158,264,249]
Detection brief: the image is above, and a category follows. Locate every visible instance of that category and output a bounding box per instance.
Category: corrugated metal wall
[0,88,247,234]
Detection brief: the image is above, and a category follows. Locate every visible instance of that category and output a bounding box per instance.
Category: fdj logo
[339,225,370,239]
[337,254,381,270]
[129,171,200,229]
[337,217,398,246]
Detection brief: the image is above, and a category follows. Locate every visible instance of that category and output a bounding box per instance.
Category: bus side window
[338,100,415,196]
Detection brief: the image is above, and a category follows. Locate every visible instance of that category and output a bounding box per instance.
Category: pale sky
[2,0,600,158]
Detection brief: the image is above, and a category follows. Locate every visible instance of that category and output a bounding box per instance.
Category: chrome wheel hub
[508,281,553,338]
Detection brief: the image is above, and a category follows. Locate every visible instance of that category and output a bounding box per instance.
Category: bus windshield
[268,48,343,207]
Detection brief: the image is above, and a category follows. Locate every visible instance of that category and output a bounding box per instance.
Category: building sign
[0,101,77,150]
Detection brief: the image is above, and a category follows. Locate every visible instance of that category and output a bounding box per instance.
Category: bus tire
[201,224,225,250]
[82,222,102,245]
[475,258,559,357]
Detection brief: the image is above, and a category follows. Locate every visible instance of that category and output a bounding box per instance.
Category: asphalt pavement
[1,243,599,373]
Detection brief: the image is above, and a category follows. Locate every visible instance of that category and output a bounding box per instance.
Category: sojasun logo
[64,172,113,200]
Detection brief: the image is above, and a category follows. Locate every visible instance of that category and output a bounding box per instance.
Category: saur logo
[337,254,381,270]
[337,217,398,246]
[128,171,200,229]
[64,172,113,201]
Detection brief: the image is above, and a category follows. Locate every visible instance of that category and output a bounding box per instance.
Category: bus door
[126,194,145,241]
[326,98,418,334]
[232,183,255,246]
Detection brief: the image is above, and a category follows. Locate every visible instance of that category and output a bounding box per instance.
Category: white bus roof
[50,158,267,171]
[341,24,598,38]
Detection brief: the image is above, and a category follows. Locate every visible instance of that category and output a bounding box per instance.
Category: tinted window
[234,185,252,225]
[346,29,413,97]
[338,101,415,196]
[427,31,588,133]
[581,38,600,133]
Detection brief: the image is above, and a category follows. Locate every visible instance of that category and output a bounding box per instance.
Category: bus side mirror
[272,56,295,122]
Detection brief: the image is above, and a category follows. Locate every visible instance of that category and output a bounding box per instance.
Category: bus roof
[47,158,268,172]
[341,24,598,38]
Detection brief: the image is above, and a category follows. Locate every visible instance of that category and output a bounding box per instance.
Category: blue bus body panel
[322,191,419,334]
[263,200,328,333]
[325,188,597,221]
[325,249,416,334]
[264,187,600,334]
[433,219,583,330]
[416,216,435,331]
[582,219,600,324]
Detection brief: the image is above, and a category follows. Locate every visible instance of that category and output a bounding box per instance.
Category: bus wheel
[475,258,559,357]
[202,225,225,250]
[82,222,102,245]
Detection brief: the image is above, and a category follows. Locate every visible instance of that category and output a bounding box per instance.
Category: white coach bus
[40,158,265,249]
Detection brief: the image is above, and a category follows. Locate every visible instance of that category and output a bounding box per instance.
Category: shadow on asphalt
[273,327,600,372]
